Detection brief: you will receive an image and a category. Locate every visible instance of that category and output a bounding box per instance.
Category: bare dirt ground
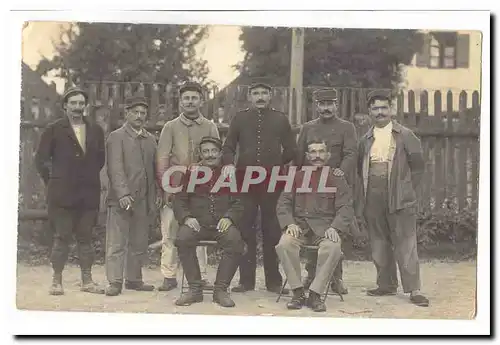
[16,260,476,320]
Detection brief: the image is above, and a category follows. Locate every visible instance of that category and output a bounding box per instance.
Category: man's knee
[174,225,197,248]
[275,233,298,254]
[220,226,245,255]
[320,239,342,256]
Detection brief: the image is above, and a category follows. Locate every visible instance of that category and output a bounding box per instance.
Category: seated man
[173,136,245,308]
[275,139,354,312]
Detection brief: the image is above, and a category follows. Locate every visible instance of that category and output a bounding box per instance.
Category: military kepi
[367,89,392,104]
[248,77,272,91]
[199,136,223,150]
[62,86,89,105]
[124,96,149,109]
[313,89,338,102]
[178,81,204,96]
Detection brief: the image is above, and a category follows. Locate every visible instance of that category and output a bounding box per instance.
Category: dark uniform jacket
[357,120,425,214]
[222,107,297,168]
[35,116,105,209]
[277,168,354,237]
[296,116,358,184]
[173,166,244,229]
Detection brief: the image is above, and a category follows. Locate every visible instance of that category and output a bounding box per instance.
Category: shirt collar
[179,113,203,126]
[366,119,402,138]
[124,123,147,138]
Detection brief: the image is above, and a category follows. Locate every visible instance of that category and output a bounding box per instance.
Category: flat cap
[367,89,392,104]
[124,96,149,109]
[62,86,88,104]
[313,89,338,102]
[248,77,273,91]
[179,81,204,96]
[199,136,222,150]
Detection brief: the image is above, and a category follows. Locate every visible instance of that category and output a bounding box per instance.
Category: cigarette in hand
[126,205,130,210]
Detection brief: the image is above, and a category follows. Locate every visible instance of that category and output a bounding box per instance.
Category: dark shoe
[367,287,397,296]
[201,279,214,291]
[307,291,326,312]
[49,273,64,295]
[49,283,64,295]
[175,290,203,306]
[231,284,254,293]
[81,281,105,294]
[105,283,123,296]
[331,279,348,295]
[286,288,306,310]
[410,293,429,307]
[213,289,235,308]
[303,276,313,290]
[158,278,178,292]
[267,285,289,295]
[125,281,155,291]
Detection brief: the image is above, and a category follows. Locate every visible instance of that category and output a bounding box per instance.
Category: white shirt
[72,123,86,153]
[370,121,393,162]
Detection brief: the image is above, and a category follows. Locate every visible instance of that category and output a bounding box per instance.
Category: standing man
[105,96,159,296]
[358,90,429,307]
[156,82,220,291]
[35,86,105,295]
[222,78,298,294]
[173,137,245,307]
[276,138,354,312]
[296,89,358,295]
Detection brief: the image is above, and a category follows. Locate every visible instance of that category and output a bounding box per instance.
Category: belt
[369,162,389,177]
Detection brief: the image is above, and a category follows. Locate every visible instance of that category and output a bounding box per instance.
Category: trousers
[237,191,283,289]
[365,162,421,293]
[160,205,207,279]
[105,199,150,284]
[48,204,98,273]
[275,232,342,295]
[175,224,245,291]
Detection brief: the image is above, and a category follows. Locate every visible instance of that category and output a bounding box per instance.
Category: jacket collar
[124,123,149,138]
[366,119,402,138]
[61,115,90,128]
[179,113,203,126]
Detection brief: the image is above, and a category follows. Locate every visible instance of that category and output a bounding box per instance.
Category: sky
[21,22,245,93]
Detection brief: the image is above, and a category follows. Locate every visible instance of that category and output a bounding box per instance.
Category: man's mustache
[256,100,266,104]
[312,158,324,162]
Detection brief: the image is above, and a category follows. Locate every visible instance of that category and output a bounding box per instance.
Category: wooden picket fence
[18,82,481,219]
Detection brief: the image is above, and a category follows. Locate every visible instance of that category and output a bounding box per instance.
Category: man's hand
[285,224,302,238]
[184,217,201,232]
[325,227,340,242]
[332,168,344,177]
[217,217,233,233]
[222,164,236,179]
[119,195,134,210]
[163,193,174,208]
[155,194,163,209]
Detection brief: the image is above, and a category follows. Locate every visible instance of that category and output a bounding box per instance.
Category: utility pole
[288,27,305,126]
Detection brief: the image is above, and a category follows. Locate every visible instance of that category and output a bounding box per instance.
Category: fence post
[407,90,416,128]
[445,91,456,208]
[433,90,445,210]
[470,91,480,209]
[419,90,431,212]
[457,91,469,210]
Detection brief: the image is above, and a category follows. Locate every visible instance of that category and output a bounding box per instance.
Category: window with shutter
[456,34,470,68]
[426,31,461,69]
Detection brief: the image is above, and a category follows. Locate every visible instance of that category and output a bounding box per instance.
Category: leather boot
[125,281,155,291]
[158,278,178,292]
[286,287,306,310]
[106,282,123,296]
[80,269,105,294]
[49,272,64,296]
[175,282,203,306]
[213,289,235,308]
[307,291,327,312]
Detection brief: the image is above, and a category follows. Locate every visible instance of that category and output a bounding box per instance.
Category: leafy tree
[37,22,210,86]
[236,27,422,88]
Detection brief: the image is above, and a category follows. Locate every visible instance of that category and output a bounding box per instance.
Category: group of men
[34,78,429,313]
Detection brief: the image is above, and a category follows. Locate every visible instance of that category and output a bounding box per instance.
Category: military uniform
[222,80,298,292]
[296,89,358,293]
[173,164,245,307]
[275,168,354,310]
